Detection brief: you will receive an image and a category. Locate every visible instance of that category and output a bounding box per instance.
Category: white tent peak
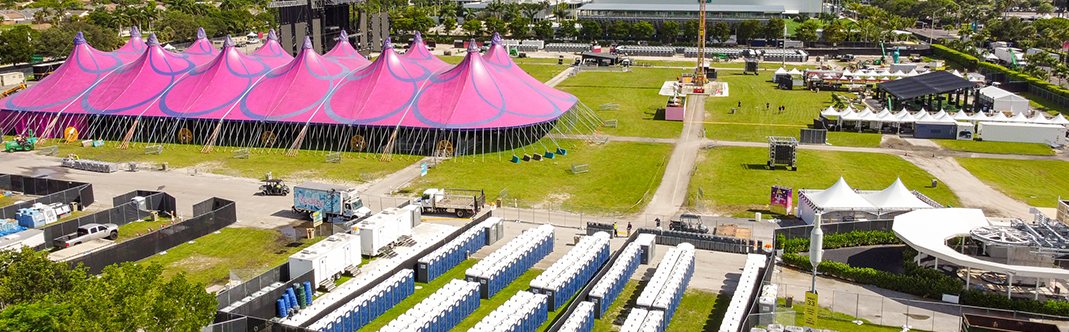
[1052,113,1069,125]
[861,178,934,209]
[804,177,876,209]
[775,67,788,75]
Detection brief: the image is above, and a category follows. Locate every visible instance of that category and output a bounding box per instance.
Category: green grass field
[704,124,883,147]
[690,147,961,217]
[592,279,728,331]
[1021,92,1069,116]
[772,299,924,332]
[517,63,567,82]
[404,140,672,214]
[956,158,1069,207]
[116,218,175,243]
[706,71,844,125]
[51,141,414,183]
[557,68,687,138]
[449,270,543,331]
[140,227,319,287]
[933,140,1054,156]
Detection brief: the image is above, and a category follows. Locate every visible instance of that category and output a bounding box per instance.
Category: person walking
[612,222,618,238]
[627,222,633,236]
[655,218,661,228]
[766,102,770,110]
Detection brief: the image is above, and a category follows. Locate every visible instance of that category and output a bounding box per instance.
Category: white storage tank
[287,233,361,287]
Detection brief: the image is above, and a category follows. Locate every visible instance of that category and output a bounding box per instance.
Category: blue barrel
[277,298,288,318]
[304,281,314,305]
[286,289,299,309]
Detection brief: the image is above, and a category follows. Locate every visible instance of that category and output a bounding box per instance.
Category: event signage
[311,210,323,227]
[804,291,819,326]
[421,162,428,177]
[770,186,793,214]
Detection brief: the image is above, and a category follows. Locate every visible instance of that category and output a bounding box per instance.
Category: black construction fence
[741,250,779,332]
[207,312,315,332]
[38,191,175,249]
[69,197,236,274]
[587,223,762,254]
[221,264,315,320]
[772,219,894,245]
[0,173,95,219]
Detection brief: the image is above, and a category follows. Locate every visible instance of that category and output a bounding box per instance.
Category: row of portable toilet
[718,254,769,332]
[417,217,498,283]
[530,232,610,311]
[558,301,595,332]
[467,290,549,332]
[277,282,314,318]
[635,243,695,330]
[615,46,674,57]
[588,241,643,318]
[356,206,418,256]
[545,43,592,53]
[465,224,554,299]
[309,269,415,332]
[381,279,480,332]
[620,308,666,332]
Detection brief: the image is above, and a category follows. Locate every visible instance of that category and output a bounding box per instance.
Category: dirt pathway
[903,155,1032,218]
[638,94,706,219]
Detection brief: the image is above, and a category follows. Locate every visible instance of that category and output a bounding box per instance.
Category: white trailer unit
[379,208,412,237]
[0,229,44,252]
[978,122,1066,145]
[288,233,361,287]
[357,214,398,256]
[402,204,422,228]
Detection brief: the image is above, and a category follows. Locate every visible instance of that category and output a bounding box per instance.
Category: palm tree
[485,0,504,19]
[552,2,568,22]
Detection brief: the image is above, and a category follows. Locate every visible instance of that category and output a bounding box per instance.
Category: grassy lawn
[710,62,818,70]
[956,158,1069,207]
[706,71,844,125]
[0,194,32,207]
[517,63,567,82]
[439,55,561,65]
[591,279,728,331]
[50,141,413,183]
[116,218,175,243]
[449,269,543,331]
[773,299,924,332]
[556,68,686,138]
[140,227,319,287]
[1020,92,1069,116]
[690,147,961,217]
[404,140,672,214]
[933,139,1054,156]
[704,124,883,148]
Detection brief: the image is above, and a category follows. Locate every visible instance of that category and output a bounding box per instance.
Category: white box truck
[288,233,361,289]
[977,122,1066,145]
[994,47,1027,67]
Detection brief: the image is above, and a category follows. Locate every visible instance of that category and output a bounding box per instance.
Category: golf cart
[259,179,290,196]
[5,130,37,152]
[669,214,709,233]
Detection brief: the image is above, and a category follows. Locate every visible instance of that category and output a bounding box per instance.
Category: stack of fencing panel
[62,158,119,173]
[545,43,592,53]
[558,301,595,332]
[418,217,503,283]
[381,279,480,332]
[466,224,554,299]
[308,269,415,332]
[635,243,695,331]
[762,49,809,62]
[530,232,609,311]
[467,290,549,332]
[615,46,674,57]
[718,254,769,332]
[587,241,642,318]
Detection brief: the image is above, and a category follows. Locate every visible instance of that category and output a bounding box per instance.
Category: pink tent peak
[400,31,449,73]
[151,34,275,119]
[183,27,220,66]
[317,38,430,125]
[113,26,146,63]
[78,33,198,115]
[250,29,294,70]
[2,32,123,113]
[483,32,576,107]
[238,36,349,122]
[407,38,575,129]
[323,30,371,71]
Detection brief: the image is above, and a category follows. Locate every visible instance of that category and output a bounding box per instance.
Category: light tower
[694,0,707,86]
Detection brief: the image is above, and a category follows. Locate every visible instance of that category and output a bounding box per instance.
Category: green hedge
[934,44,1069,102]
[961,290,1069,316]
[777,230,903,253]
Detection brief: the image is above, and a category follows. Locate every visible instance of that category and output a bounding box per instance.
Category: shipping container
[914,122,957,139]
[977,121,1066,145]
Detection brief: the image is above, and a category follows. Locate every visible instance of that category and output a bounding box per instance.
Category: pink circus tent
[237,36,349,122]
[74,34,197,116]
[151,35,276,119]
[249,29,294,70]
[181,27,220,66]
[2,32,123,114]
[482,33,576,112]
[323,30,371,71]
[401,32,450,73]
[112,26,146,63]
[316,38,430,125]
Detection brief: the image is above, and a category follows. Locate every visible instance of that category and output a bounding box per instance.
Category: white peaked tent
[820,106,841,117]
[952,70,963,77]
[842,69,853,76]
[908,69,920,76]
[788,68,802,75]
[1029,113,1051,124]
[1052,114,1069,125]
[932,110,947,119]
[979,86,1030,114]
[798,177,877,224]
[970,112,990,121]
[916,112,937,122]
[878,70,891,76]
[989,112,1009,121]
[774,67,788,75]
[1008,112,1031,123]
[893,70,906,77]
[895,110,915,123]
[952,111,973,121]
[861,178,937,211]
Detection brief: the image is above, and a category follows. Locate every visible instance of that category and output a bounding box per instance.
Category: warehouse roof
[877,70,977,100]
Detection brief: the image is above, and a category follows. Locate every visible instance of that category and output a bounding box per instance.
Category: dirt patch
[881,136,939,151]
[532,192,573,209]
[171,254,224,273]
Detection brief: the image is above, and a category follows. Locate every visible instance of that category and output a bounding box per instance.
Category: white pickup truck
[52,223,118,248]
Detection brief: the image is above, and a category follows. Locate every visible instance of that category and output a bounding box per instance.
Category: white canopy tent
[969,112,990,122]
[988,112,1009,122]
[799,177,937,224]
[1052,114,1069,125]
[861,178,938,211]
[1008,112,1031,123]
[1029,113,1051,124]
[979,86,1030,114]
[952,111,973,121]
[788,68,802,76]
[774,67,788,75]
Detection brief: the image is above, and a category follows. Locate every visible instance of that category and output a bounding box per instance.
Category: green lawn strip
[140,227,319,287]
[557,68,687,138]
[773,299,924,332]
[356,259,479,331]
[665,290,728,332]
[0,195,21,207]
[449,269,544,331]
[710,62,819,70]
[956,158,1069,207]
[52,141,413,183]
[439,55,561,65]
[705,71,844,125]
[690,147,961,217]
[405,140,671,214]
[116,218,175,243]
[933,139,1054,156]
[1020,91,1069,116]
[704,124,881,147]
[518,63,567,82]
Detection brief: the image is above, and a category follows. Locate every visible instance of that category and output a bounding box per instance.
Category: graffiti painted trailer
[292,182,372,222]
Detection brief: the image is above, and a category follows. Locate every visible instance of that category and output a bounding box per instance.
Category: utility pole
[695,0,707,86]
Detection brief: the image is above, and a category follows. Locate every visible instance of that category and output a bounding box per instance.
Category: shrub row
[934,44,1069,102]
[776,230,903,254]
